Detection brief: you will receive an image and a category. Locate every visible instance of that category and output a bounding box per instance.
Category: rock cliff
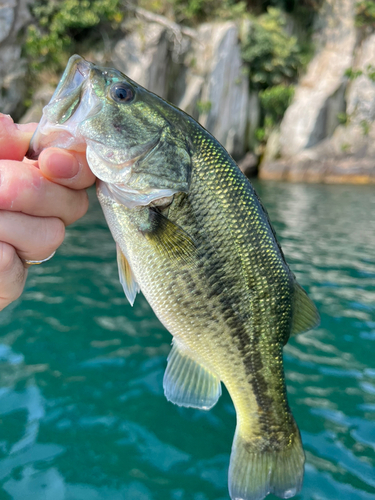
[0,0,32,117]
[260,0,375,183]
[2,0,375,183]
[113,17,250,160]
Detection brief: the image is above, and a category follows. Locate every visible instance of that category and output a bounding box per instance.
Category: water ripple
[0,183,374,499]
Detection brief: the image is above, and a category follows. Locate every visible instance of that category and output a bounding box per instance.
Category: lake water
[0,180,374,500]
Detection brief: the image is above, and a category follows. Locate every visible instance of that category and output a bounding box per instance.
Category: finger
[0,114,37,161]
[38,148,96,190]
[0,211,65,262]
[0,242,27,311]
[0,160,89,226]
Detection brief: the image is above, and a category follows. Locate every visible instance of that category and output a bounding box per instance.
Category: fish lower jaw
[27,128,87,159]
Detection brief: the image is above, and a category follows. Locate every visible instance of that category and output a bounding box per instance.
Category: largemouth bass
[28,55,320,500]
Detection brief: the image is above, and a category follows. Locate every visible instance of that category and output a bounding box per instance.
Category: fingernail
[45,150,79,179]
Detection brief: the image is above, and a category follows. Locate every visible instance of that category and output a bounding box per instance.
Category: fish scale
[153,131,296,443]
[28,55,320,500]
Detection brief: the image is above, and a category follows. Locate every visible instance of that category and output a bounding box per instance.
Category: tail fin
[228,427,305,500]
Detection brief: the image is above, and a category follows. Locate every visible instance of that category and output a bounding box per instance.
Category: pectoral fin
[116,244,140,306]
[290,282,320,337]
[163,341,221,410]
[143,208,196,265]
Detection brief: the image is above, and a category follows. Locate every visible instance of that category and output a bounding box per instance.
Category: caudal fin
[228,427,305,500]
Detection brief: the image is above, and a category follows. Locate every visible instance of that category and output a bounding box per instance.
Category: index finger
[0,114,37,161]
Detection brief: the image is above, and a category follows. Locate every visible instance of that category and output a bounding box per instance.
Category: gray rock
[113,23,176,99]
[263,128,281,162]
[19,85,55,123]
[193,22,249,159]
[0,6,15,43]
[260,0,375,183]
[345,32,375,128]
[113,19,250,160]
[0,0,33,118]
[279,0,357,157]
[246,91,261,151]
[238,152,258,177]
[261,155,375,184]
[177,73,204,120]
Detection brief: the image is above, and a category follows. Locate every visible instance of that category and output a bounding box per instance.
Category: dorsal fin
[163,341,221,410]
[291,282,320,337]
[116,244,140,306]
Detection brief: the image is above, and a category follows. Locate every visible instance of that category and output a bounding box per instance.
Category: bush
[241,7,303,90]
[355,0,375,30]
[164,0,246,24]
[24,0,124,73]
[259,84,294,123]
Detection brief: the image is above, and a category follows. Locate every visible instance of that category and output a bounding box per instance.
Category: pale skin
[0,113,96,311]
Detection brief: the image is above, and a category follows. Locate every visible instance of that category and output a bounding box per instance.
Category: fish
[27,55,320,500]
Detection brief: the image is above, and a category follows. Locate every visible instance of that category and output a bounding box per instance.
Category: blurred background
[1,0,375,499]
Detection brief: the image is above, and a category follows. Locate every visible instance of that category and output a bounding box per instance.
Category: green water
[0,181,374,500]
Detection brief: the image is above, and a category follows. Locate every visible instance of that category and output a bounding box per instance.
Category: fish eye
[110,83,135,103]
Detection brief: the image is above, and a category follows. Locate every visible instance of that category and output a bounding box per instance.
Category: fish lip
[76,57,91,79]
[51,55,92,102]
[27,57,101,160]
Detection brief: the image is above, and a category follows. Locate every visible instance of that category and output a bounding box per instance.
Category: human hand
[0,113,96,311]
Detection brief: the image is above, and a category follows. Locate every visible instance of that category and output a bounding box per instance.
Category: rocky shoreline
[2,0,375,184]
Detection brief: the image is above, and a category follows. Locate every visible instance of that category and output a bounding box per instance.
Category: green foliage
[254,115,274,144]
[360,119,370,136]
[337,112,349,126]
[259,84,294,123]
[241,8,303,90]
[24,0,123,73]
[141,0,246,24]
[167,0,246,24]
[355,0,375,30]
[196,100,212,114]
[254,85,293,146]
[345,64,375,82]
[366,64,375,81]
[344,67,363,79]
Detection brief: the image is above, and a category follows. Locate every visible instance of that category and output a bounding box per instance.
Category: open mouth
[51,55,92,102]
[26,55,101,160]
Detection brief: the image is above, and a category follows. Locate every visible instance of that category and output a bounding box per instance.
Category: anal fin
[163,341,221,410]
[116,244,140,306]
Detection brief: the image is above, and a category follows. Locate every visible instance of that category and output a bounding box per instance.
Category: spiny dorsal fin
[291,282,320,337]
[163,341,221,410]
[143,208,196,265]
[116,244,140,306]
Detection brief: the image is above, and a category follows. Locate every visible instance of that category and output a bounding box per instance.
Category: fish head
[28,55,192,207]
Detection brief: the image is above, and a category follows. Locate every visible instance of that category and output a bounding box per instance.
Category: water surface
[0,181,374,500]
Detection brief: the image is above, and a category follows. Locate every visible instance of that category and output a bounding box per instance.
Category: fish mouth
[27,55,101,160]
